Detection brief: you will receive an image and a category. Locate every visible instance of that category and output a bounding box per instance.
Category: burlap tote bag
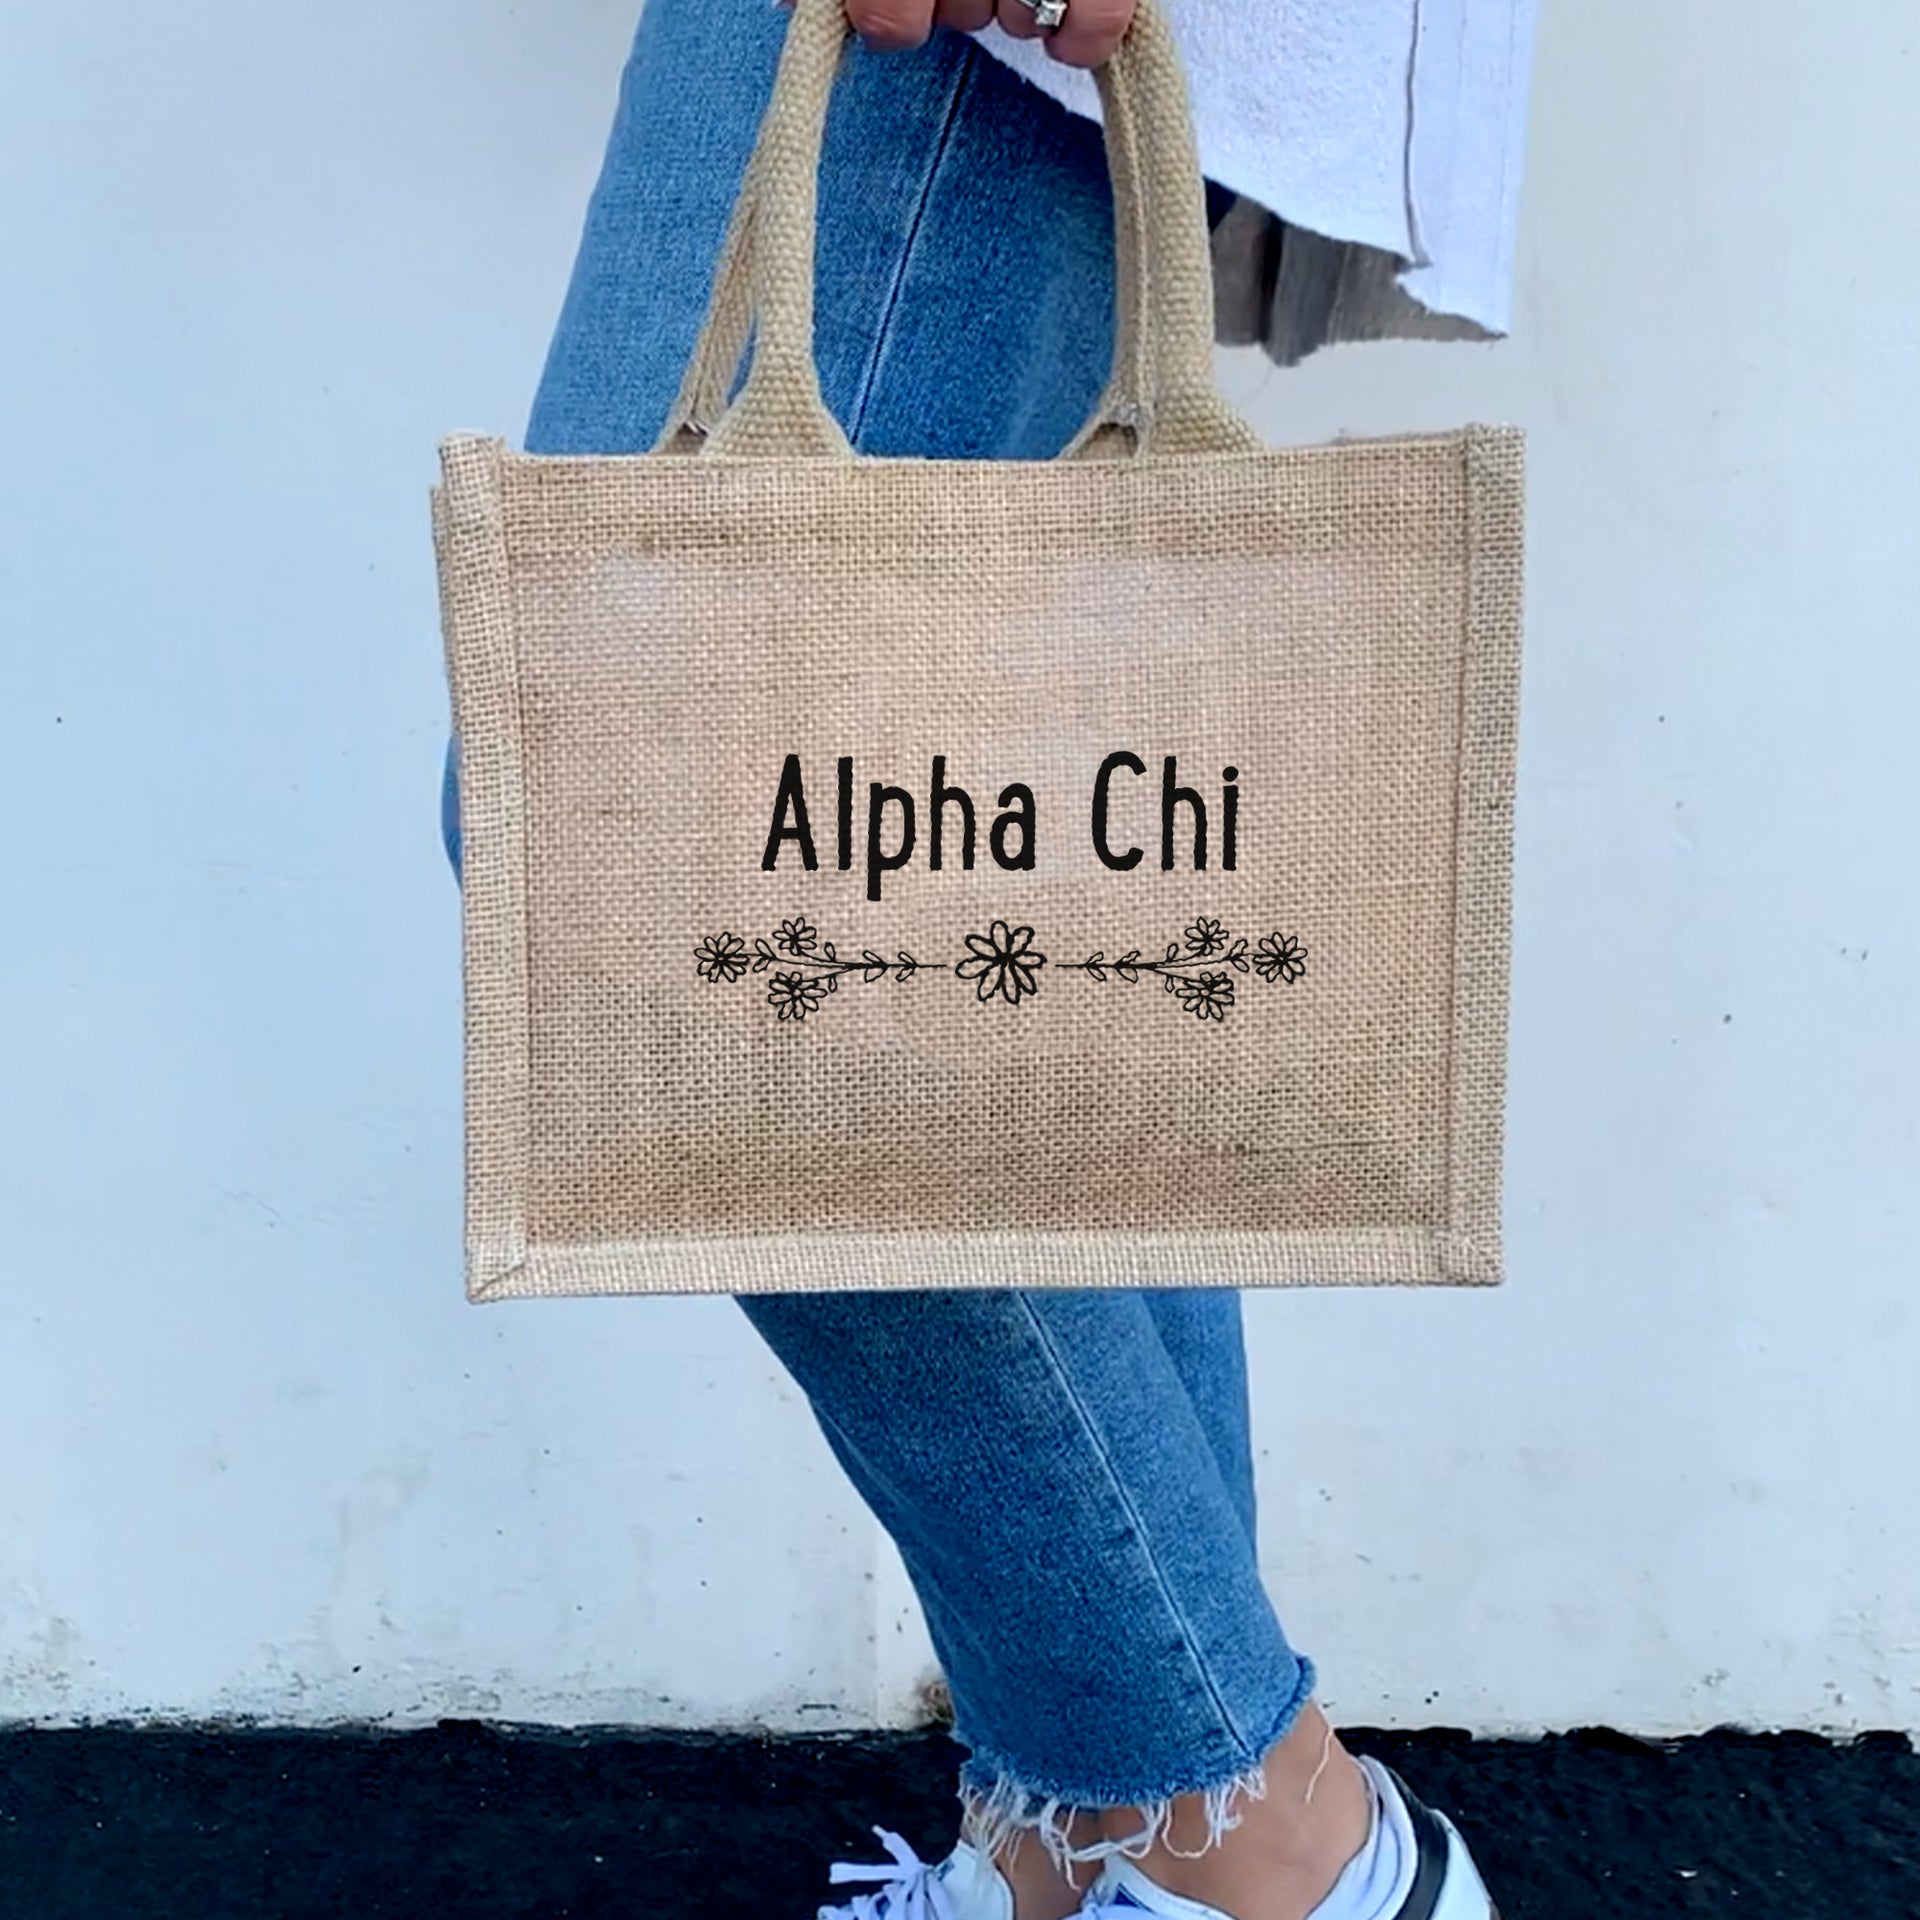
[432,0,1525,1303]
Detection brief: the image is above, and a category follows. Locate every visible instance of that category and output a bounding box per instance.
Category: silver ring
[1019,0,1069,29]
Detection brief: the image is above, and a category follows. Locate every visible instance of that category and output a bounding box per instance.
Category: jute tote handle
[657,0,1258,459]
[658,30,1154,457]
[655,153,763,453]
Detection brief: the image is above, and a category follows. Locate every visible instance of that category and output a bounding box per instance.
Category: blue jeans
[440,0,1314,1866]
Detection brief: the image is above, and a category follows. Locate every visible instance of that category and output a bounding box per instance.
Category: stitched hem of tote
[951,1658,1317,1873]
[432,436,533,1293]
[464,1225,1499,1302]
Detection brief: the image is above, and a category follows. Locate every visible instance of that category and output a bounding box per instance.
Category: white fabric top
[974,0,1537,335]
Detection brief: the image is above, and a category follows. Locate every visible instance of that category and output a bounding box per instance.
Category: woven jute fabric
[432,0,1526,1303]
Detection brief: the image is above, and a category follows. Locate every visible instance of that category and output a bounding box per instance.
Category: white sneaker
[1080,1759,1500,1920]
[819,1827,1015,1920]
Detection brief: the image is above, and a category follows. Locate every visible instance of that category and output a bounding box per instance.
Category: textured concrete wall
[3,0,1915,1734]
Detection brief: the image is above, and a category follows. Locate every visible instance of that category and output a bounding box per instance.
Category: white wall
[2,0,1915,1737]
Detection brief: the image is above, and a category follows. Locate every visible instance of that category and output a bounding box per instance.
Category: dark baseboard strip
[0,1723,1914,1919]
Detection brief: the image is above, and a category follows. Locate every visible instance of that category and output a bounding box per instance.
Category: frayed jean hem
[952,1655,1317,1873]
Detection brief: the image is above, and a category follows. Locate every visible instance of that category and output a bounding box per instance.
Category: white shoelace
[820,1827,961,1920]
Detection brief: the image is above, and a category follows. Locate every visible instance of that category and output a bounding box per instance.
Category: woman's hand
[841,0,1134,70]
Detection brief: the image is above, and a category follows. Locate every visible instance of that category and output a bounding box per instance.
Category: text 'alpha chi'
[760,752,1245,901]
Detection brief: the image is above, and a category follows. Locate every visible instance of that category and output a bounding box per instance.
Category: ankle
[995,1818,1103,1920]
[1242,1742,1372,1870]
[1093,1714,1374,1920]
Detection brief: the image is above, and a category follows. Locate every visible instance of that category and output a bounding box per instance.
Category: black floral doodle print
[694,931,751,985]
[773,915,820,959]
[1184,916,1227,958]
[954,920,1046,1006]
[1252,931,1308,984]
[1175,972,1235,1021]
[693,917,1306,1025]
[766,972,829,1022]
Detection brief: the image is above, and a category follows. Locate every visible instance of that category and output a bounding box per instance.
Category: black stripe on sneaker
[1378,1765,1455,1920]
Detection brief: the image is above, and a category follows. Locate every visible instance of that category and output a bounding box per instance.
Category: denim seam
[1010,1291,1260,1762]
[843,41,977,449]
